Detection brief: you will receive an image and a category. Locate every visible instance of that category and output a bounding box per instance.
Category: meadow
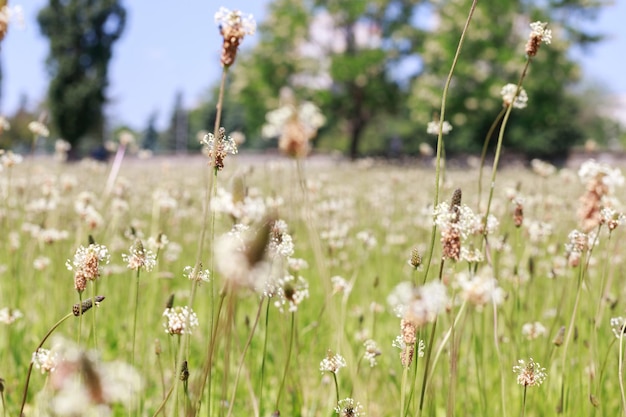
[1,5,625,417]
[0,151,624,417]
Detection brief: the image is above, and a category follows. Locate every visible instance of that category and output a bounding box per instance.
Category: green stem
[131,268,141,367]
[19,312,74,416]
[477,107,506,210]
[482,58,531,228]
[423,0,478,284]
[619,326,626,416]
[226,297,264,417]
[259,298,271,416]
[275,312,296,413]
[520,386,527,417]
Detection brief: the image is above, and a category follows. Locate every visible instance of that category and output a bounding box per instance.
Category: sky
[2,0,625,132]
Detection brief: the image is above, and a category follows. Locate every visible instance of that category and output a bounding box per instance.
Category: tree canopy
[231,0,610,159]
[38,0,126,154]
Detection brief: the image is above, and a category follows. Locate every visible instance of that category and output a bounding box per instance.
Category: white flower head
[427,120,452,135]
[214,7,256,36]
[513,357,547,387]
[163,306,199,335]
[500,84,528,109]
[32,348,59,374]
[320,350,347,374]
[529,21,552,45]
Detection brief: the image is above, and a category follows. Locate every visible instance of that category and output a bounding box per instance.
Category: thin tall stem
[423,0,478,283]
[275,312,296,413]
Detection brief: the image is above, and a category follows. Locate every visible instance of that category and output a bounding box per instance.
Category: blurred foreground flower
[262,95,326,158]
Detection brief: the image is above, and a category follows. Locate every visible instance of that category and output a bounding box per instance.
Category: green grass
[0,155,624,417]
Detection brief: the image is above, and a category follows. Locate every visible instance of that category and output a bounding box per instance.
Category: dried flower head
[73,296,105,316]
[214,7,256,67]
[66,244,110,293]
[163,306,199,335]
[200,127,238,170]
[526,21,552,57]
[500,84,528,109]
[408,247,422,269]
[334,398,365,417]
[320,350,347,374]
[183,264,210,284]
[513,357,547,387]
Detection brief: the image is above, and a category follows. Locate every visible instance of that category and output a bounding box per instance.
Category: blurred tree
[141,111,159,152]
[37,0,126,156]
[164,91,189,154]
[233,0,610,159]
[235,0,426,158]
[407,0,606,158]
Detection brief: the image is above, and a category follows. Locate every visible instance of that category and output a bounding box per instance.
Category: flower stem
[19,312,74,416]
[423,0,478,284]
[275,311,296,413]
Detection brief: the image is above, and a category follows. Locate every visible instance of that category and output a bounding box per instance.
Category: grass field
[0,153,624,417]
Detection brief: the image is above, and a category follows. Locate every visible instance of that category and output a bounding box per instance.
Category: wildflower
[403,281,448,328]
[0,307,23,324]
[530,159,556,177]
[526,21,552,57]
[407,247,422,269]
[393,335,424,367]
[122,239,157,272]
[183,265,210,284]
[564,229,595,267]
[577,160,624,231]
[552,326,565,346]
[28,120,50,138]
[0,5,24,42]
[268,219,295,258]
[611,317,626,338]
[262,99,326,158]
[214,7,256,67]
[335,398,365,417]
[363,339,381,367]
[426,120,452,135]
[66,244,111,293]
[163,306,199,335]
[201,127,238,171]
[33,256,51,271]
[513,358,547,387]
[500,84,528,109]
[600,207,625,232]
[521,322,548,340]
[274,274,309,313]
[54,139,71,161]
[0,150,23,168]
[434,189,478,261]
[456,269,505,311]
[32,348,59,374]
[331,276,352,294]
[320,350,347,374]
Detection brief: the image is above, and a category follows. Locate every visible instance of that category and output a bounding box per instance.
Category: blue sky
[2,1,625,132]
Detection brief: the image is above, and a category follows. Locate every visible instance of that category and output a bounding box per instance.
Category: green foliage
[37,0,126,153]
[230,0,610,159]
[406,0,603,158]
